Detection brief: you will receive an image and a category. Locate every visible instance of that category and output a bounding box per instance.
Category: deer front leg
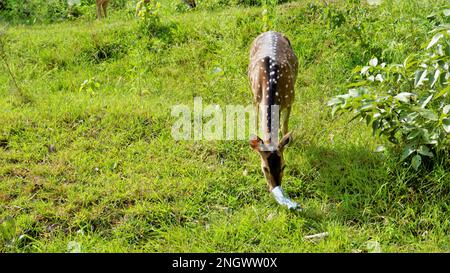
[254,103,260,136]
[281,106,291,137]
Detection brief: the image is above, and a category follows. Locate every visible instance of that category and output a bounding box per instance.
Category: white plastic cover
[271,186,301,210]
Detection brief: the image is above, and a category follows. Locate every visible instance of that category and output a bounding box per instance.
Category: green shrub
[262,0,277,31]
[0,0,6,11]
[199,0,290,11]
[110,0,128,9]
[0,0,38,23]
[328,20,450,170]
[0,0,72,23]
[45,0,69,22]
[0,0,99,23]
[136,0,177,51]
[137,0,162,36]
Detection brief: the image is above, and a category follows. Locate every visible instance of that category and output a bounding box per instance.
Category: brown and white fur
[183,0,196,8]
[248,31,300,210]
[96,0,110,19]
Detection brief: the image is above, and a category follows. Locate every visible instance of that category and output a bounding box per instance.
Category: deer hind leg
[97,4,102,19]
[102,2,108,18]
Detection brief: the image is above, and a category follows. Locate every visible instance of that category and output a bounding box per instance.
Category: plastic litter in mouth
[271,186,301,211]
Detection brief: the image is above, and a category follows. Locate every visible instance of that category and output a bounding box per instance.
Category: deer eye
[263,167,269,173]
[281,165,286,171]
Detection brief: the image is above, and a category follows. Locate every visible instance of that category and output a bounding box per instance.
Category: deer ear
[278,132,293,150]
[249,135,263,152]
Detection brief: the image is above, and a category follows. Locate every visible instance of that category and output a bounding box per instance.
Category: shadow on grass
[287,143,390,224]
[287,142,448,230]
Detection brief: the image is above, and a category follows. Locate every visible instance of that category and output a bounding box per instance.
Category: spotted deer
[248,31,300,210]
[96,0,110,19]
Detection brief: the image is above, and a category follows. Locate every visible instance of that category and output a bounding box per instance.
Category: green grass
[0,0,449,252]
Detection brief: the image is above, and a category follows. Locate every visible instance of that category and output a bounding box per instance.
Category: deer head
[250,132,292,191]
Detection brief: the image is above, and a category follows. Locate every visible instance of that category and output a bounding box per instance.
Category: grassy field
[0,0,449,252]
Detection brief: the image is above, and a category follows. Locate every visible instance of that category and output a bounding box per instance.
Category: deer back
[248,31,298,140]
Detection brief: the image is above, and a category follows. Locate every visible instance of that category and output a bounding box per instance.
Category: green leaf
[331,106,339,117]
[365,114,372,125]
[349,113,362,123]
[417,145,433,157]
[400,146,415,161]
[443,118,450,133]
[360,103,373,112]
[327,97,343,106]
[418,109,438,121]
[360,66,370,75]
[407,129,422,141]
[427,33,444,49]
[421,128,432,144]
[443,105,450,115]
[394,92,415,103]
[427,12,437,21]
[435,85,450,99]
[349,89,362,97]
[403,54,418,69]
[414,69,428,87]
[421,95,433,108]
[443,9,450,17]
[372,120,380,136]
[430,69,440,87]
[440,70,448,85]
[411,154,422,170]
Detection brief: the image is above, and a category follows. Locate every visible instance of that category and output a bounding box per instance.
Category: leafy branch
[328,19,450,170]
